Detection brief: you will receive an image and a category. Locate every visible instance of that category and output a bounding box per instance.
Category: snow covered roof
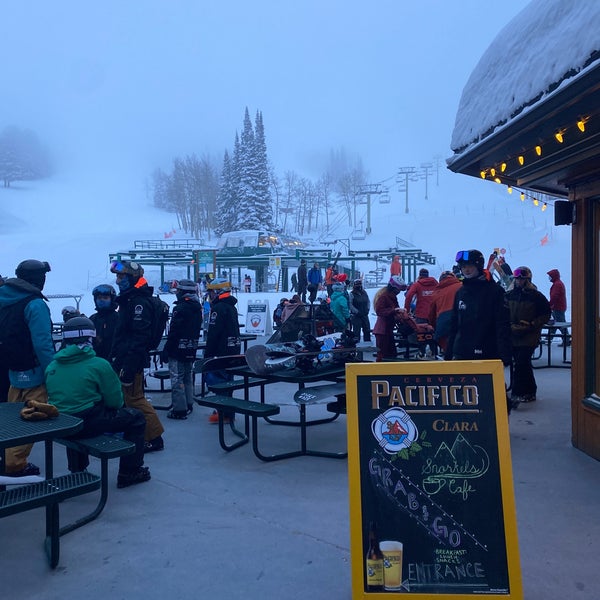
[450,0,600,156]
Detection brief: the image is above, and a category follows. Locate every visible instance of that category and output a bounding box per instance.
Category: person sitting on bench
[45,317,151,489]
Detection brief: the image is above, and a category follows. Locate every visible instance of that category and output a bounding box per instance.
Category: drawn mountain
[451,434,481,464]
[433,441,455,464]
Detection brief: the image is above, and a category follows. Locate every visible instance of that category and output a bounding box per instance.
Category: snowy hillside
[0,167,571,323]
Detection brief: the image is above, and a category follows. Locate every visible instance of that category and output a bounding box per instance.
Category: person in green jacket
[45,317,151,488]
[330,281,350,332]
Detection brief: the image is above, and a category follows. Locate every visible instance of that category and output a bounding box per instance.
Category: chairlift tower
[396,167,416,213]
[356,183,389,234]
[420,163,433,200]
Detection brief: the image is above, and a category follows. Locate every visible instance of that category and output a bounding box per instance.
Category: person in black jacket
[161,279,202,420]
[204,278,241,423]
[89,284,119,360]
[110,260,165,452]
[506,266,551,406]
[446,249,512,410]
[297,259,308,302]
[349,279,371,342]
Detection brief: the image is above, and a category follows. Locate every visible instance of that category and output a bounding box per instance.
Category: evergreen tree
[215,150,237,235]
[235,107,262,230]
[253,110,274,229]
[0,126,52,187]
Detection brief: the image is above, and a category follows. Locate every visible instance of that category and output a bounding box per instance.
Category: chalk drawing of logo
[250,316,262,327]
[372,408,418,455]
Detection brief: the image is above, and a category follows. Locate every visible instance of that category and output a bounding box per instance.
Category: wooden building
[447,1,600,460]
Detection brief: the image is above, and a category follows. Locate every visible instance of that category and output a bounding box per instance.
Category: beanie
[419,268,429,277]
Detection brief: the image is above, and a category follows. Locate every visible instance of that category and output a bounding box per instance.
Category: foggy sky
[1,1,527,184]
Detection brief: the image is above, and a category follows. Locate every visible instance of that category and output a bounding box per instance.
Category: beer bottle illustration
[365,521,384,591]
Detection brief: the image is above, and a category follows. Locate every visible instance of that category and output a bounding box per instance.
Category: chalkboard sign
[346,360,522,599]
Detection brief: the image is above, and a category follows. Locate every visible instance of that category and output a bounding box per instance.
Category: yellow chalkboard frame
[346,359,522,599]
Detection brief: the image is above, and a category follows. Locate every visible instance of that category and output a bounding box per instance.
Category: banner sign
[346,360,522,599]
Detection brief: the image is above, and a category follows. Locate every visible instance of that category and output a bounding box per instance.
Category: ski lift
[351,229,366,240]
[379,192,390,204]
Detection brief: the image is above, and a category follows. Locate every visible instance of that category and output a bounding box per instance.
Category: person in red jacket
[547,268,569,346]
[428,271,462,353]
[390,255,401,277]
[404,268,438,358]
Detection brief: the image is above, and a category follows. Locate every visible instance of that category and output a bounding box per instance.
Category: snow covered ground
[0,165,571,326]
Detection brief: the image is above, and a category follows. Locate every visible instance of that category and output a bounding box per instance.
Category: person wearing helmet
[0,259,54,476]
[372,276,408,360]
[109,260,165,452]
[446,250,512,408]
[89,284,119,360]
[160,279,203,420]
[45,317,150,488]
[506,266,551,406]
[349,279,371,342]
[61,305,81,323]
[204,278,241,424]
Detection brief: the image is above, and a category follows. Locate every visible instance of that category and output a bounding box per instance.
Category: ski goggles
[513,268,531,279]
[110,260,127,273]
[455,250,476,263]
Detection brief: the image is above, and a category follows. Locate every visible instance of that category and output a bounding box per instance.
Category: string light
[520,192,525,201]
[507,186,513,193]
[480,116,592,182]
[506,185,561,212]
[533,198,539,206]
[542,202,548,211]
[494,177,501,183]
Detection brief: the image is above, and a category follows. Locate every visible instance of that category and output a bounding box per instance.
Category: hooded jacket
[506,281,551,347]
[446,274,511,364]
[428,274,462,340]
[46,344,123,414]
[205,292,241,357]
[547,269,567,312]
[404,276,438,319]
[164,293,203,361]
[330,288,350,330]
[0,277,55,387]
[111,278,155,376]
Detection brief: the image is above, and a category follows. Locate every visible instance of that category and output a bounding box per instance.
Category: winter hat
[353,279,363,287]
[335,273,348,283]
[62,316,96,345]
[419,268,429,277]
[15,259,51,290]
[332,282,344,293]
[300,259,306,264]
[207,277,231,292]
[388,275,407,291]
[176,279,197,293]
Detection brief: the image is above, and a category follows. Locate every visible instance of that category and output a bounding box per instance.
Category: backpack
[148,295,170,350]
[0,295,38,371]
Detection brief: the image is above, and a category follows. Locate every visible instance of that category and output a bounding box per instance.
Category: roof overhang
[448,62,600,198]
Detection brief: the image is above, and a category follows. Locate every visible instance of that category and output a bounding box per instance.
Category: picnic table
[533,321,571,369]
[0,403,101,568]
[227,362,347,460]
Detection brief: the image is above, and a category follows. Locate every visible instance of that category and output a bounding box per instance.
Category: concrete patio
[1,343,598,600]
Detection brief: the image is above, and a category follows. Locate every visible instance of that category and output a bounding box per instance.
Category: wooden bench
[55,434,136,535]
[0,472,101,568]
[195,356,287,460]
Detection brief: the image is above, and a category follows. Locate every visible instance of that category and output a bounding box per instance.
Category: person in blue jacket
[0,259,55,476]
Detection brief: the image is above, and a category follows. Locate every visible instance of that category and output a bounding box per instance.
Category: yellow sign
[346,359,522,599]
